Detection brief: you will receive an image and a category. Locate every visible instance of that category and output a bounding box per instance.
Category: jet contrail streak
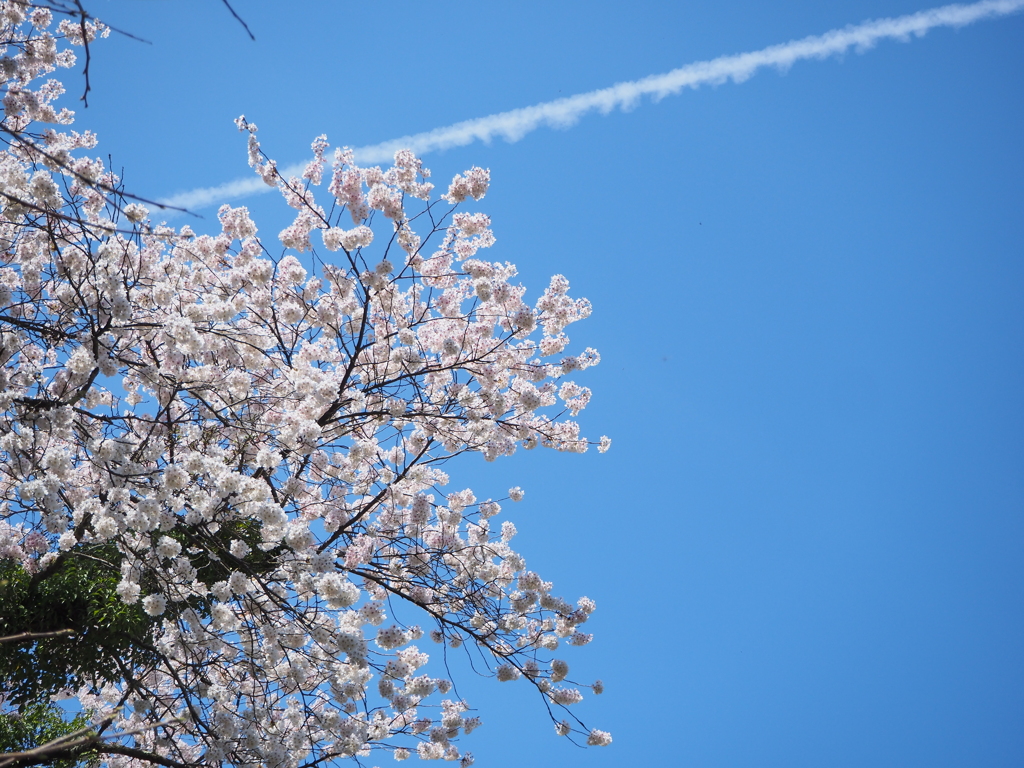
[160,0,1024,212]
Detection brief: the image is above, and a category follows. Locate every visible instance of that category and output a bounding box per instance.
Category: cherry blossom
[0,4,612,767]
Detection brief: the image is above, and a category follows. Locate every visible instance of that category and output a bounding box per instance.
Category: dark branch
[220,0,255,40]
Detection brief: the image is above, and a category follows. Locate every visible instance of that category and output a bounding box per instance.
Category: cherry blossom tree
[0,3,611,767]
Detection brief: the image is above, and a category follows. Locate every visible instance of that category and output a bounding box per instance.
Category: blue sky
[74,1,1024,766]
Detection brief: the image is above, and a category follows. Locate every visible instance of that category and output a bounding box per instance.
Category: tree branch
[0,629,76,645]
[219,0,255,40]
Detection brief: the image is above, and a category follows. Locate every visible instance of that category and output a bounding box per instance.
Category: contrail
[160,0,1024,212]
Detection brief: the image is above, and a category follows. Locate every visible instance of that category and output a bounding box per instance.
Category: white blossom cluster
[0,4,611,767]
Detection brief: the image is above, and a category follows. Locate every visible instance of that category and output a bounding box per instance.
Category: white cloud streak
[161,0,1024,212]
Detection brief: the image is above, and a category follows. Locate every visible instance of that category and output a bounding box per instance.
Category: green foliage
[183,516,285,590]
[0,523,284,708]
[0,546,156,706]
[0,699,96,768]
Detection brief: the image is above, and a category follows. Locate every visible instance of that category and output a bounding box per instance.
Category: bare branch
[219,0,255,40]
[0,629,76,645]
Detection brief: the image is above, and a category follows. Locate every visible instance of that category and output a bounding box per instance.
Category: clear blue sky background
[71,1,1024,766]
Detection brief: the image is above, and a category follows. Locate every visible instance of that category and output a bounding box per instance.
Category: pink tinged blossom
[156,536,182,559]
[318,573,360,608]
[417,742,445,760]
[550,659,569,683]
[323,224,374,251]
[367,183,403,219]
[304,134,329,185]
[443,166,490,203]
[142,594,167,617]
[218,204,258,240]
[211,603,239,631]
[495,664,521,682]
[586,729,613,746]
[29,8,52,29]
[228,571,251,595]
[548,687,584,706]
[116,580,140,605]
[122,203,148,222]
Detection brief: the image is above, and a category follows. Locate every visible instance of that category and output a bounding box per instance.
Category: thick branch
[0,628,76,645]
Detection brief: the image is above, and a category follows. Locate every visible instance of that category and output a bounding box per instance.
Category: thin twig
[72,1,91,107]
[220,0,255,40]
[1,126,193,215]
